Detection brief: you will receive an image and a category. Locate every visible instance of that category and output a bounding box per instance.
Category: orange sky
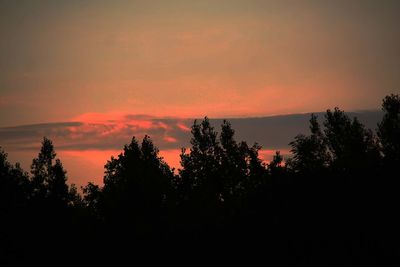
[1,0,399,126]
[0,0,398,186]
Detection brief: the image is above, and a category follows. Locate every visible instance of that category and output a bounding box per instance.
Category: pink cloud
[164,136,178,143]
[177,123,191,132]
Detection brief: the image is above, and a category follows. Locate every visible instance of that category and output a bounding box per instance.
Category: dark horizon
[1,94,400,265]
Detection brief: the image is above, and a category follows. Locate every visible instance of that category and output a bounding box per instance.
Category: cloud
[0,110,382,153]
[0,114,192,152]
[0,111,382,186]
[0,122,82,147]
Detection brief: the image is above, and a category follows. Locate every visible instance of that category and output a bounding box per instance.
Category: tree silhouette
[84,135,174,246]
[47,159,69,205]
[30,137,71,207]
[220,120,248,199]
[288,114,329,174]
[324,107,380,174]
[82,182,101,214]
[378,94,400,165]
[0,148,30,213]
[1,94,400,265]
[30,137,56,200]
[178,117,223,238]
[0,148,30,265]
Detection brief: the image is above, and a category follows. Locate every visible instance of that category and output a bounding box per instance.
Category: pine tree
[30,137,70,206]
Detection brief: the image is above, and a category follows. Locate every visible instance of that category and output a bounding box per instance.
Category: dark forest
[1,94,399,266]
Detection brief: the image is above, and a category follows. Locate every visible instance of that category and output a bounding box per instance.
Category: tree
[30,137,70,206]
[0,147,30,213]
[178,117,269,237]
[288,114,329,174]
[220,120,249,200]
[82,182,101,214]
[47,159,69,205]
[269,151,283,171]
[246,142,267,190]
[377,94,400,164]
[31,137,55,199]
[99,135,173,239]
[324,108,379,173]
[179,117,222,206]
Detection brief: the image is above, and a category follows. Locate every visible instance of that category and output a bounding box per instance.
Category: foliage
[1,94,399,265]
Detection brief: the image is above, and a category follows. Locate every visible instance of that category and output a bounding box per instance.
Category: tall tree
[220,120,248,200]
[179,117,222,210]
[378,94,400,164]
[31,137,55,199]
[324,108,379,173]
[30,137,70,206]
[99,135,173,237]
[47,159,69,205]
[288,114,329,174]
[0,148,30,213]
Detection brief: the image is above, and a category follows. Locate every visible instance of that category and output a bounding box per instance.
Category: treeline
[1,94,399,265]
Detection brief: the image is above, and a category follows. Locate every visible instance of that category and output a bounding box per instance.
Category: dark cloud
[0,122,83,151]
[210,111,383,150]
[0,111,382,154]
[0,117,190,151]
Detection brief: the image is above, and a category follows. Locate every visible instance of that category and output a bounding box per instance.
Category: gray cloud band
[0,112,382,153]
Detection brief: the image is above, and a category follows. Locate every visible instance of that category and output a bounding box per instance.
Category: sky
[0,0,399,186]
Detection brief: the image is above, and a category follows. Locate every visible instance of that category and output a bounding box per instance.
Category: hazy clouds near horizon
[0,111,383,152]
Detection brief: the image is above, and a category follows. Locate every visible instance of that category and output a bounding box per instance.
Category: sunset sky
[1,0,399,186]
